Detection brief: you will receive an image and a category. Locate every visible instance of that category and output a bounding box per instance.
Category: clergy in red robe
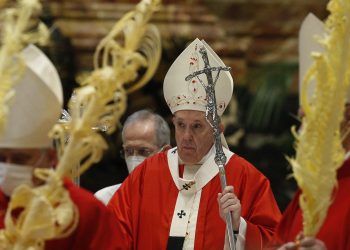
[266,13,350,250]
[108,38,281,250]
[0,177,121,250]
[0,44,121,249]
[267,158,350,250]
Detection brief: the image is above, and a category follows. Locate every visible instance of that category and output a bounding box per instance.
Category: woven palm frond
[288,1,350,236]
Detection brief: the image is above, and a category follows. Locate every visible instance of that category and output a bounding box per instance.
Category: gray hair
[122,109,170,147]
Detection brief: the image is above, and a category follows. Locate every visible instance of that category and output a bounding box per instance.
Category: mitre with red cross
[163,38,234,116]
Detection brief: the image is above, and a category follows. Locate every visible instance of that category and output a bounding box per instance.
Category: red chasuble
[108,149,281,250]
[0,178,121,250]
[267,158,350,250]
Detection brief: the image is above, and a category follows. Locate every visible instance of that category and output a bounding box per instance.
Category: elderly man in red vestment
[107,38,281,250]
[264,14,350,250]
[0,44,120,249]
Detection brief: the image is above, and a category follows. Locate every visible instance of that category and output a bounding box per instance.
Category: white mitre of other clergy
[299,13,325,105]
[163,38,234,116]
[299,13,350,104]
[0,44,63,148]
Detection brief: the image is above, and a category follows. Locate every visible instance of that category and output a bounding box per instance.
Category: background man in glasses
[95,109,171,204]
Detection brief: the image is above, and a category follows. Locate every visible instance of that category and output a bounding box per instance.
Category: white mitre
[163,38,234,116]
[299,13,326,105]
[0,44,63,148]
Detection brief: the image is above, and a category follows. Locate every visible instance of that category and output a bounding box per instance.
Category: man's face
[173,110,214,165]
[122,119,160,159]
[0,148,51,168]
[0,148,54,193]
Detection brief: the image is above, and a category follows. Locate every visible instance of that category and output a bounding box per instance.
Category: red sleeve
[107,164,145,249]
[0,191,8,229]
[266,191,301,249]
[107,179,133,249]
[107,153,177,250]
[227,155,282,250]
[244,178,281,250]
[45,178,123,250]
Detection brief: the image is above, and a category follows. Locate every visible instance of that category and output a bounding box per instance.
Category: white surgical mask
[0,162,34,196]
[125,156,146,173]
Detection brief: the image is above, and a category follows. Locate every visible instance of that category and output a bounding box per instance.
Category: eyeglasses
[120,147,155,159]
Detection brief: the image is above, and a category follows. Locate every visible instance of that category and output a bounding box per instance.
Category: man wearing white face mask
[95,109,171,205]
[0,44,121,249]
[0,44,62,199]
[0,149,55,197]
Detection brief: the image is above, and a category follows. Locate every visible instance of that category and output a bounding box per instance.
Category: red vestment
[267,158,350,250]
[108,150,281,250]
[0,178,121,250]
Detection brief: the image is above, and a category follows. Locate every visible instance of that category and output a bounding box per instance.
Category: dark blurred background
[39,0,329,212]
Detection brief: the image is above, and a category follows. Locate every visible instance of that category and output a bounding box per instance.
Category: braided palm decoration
[53,0,161,177]
[0,0,161,249]
[288,0,350,236]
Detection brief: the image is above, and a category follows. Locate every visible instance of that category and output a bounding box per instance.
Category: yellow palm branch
[52,0,162,178]
[288,1,350,236]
